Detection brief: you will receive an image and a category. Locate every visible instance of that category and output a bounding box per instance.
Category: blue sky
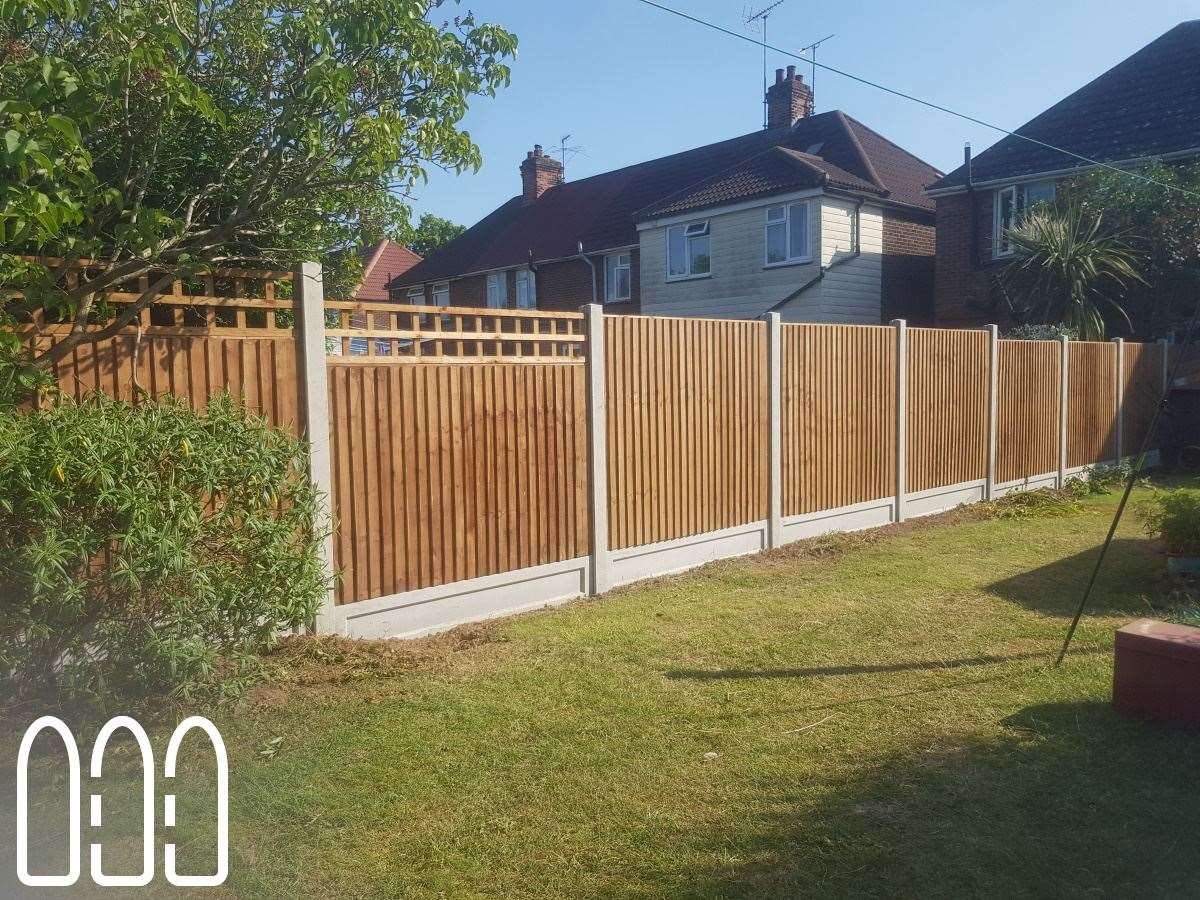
[412,0,1197,227]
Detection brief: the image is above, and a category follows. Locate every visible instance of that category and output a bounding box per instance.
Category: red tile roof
[396,111,940,286]
[354,240,422,301]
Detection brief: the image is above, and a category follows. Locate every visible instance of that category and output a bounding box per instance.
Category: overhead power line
[634,0,1200,200]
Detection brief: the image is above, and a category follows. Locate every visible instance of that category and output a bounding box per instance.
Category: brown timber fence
[10,259,1175,638]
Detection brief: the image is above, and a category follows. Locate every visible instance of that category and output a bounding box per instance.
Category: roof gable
[931,20,1200,192]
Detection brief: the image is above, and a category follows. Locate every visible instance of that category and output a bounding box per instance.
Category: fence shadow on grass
[664,649,1068,682]
[986,538,1164,618]
[663,700,1200,899]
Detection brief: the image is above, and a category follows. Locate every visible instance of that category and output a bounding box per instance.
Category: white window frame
[431,282,449,307]
[993,181,1056,259]
[763,201,812,268]
[515,269,536,309]
[666,221,711,281]
[604,252,632,302]
[407,285,426,305]
[993,185,1019,259]
[486,272,508,308]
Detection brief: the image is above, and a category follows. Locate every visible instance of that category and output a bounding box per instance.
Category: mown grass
[5,479,1199,899]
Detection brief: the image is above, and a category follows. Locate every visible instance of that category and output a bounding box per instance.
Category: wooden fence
[996,340,1061,485]
[327,359,589,604]
[781,324,896,516]
[21,265,300,432]
[605,316,767,551]
[9,259,1177,635]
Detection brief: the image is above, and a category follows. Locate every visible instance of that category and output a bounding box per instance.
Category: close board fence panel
[996,339,1061,485]
[19,262,300,432]
[326,360,590,604]
[605,315,768,551]
[1123,341,1165,454]
[31,333,300,433]
[781,323,896,516]
[906,328,989,493]
[1068,342,1119,468]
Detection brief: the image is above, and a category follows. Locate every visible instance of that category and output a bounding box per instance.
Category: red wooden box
[1113,619,1200,729]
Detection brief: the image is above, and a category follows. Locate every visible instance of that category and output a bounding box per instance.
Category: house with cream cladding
[394,65,942,325]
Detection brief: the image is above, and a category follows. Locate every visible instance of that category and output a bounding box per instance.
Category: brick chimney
[520,145,564,205]
[766,65,814,129]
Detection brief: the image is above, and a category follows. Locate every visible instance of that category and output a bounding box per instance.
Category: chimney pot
[533,144,543,156]
[786,64,796,79]
[775,68,785,84]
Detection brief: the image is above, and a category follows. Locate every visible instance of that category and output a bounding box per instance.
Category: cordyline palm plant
[998,203,1146,340]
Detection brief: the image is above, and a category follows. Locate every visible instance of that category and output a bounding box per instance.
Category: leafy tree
[997,204,1145,340]
[409,212,465,257]
[1059,161,1200,339]
[0,394,328,700]
[0,0,516,397]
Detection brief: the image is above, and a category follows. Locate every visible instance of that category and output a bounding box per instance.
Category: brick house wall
[880,209,936,325]
[933,190,1009,327]
[435,250,641,315]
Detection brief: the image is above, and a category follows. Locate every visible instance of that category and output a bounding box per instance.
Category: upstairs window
[486,272,507,308]
[994,180,1056,258]
[407,286,426,305]
[515,269,536,309]
[667,221,710,279]
[605,252,631,302]
[432,282,450,307]
[764,202,811,266]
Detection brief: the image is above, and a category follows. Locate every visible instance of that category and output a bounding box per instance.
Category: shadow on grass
[664,649,1092,681]
[674,700,1199,899]
[988,538,1164,618]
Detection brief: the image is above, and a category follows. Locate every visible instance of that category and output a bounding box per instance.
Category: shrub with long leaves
[0,394,329,700]
[998,203,1146,340]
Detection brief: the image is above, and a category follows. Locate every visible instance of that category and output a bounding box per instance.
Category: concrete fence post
[585,304,611,594]
[1058,335,1070,487]
[985,324,999,500]
[1113,337,1125,462]
[766,312,784,549]
[295,261,341,635]
[891,318,907,523]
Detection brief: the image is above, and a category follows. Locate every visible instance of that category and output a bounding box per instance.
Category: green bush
[1144,489,1200,557]
[0,394,329,700]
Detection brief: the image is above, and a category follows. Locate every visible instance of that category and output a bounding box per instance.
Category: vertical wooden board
[378,366,398,595]
[330,366,355,603]
[360,367,381,600]
[400,364,420,592]
[412,365,431,588]
[462,365,480,580]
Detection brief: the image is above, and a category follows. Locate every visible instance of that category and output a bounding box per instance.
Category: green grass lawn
[6,480,1200,899]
